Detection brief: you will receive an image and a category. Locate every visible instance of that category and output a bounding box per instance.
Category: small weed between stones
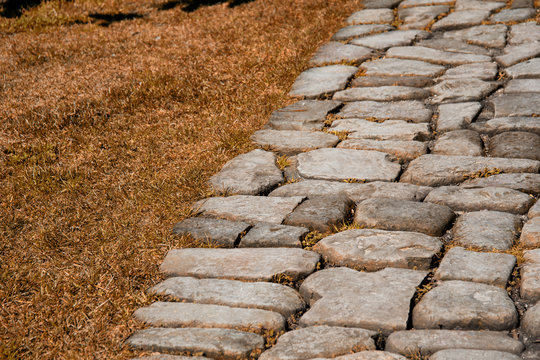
[271,273,295,287]
[276,155,291,170]
[302,231,327,250]
[463,167,502,180]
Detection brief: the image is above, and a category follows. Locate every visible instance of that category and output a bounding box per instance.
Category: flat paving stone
[521,217,540,248]
[491,93,540,117]
[360,58,446,77]
[309,42,373,66]
[413,280,518,331]
[440,62,498,81]
[505,79,540,93]
[470,117,540,136]
[126,328,264,360]
[251,130,339,156]
[417,38,491,55]
[313,228,442,270]
[295,148,401,182]
[266,100,341,131]
[338,100,432,122]
[430,79,498,103]
[350,30,429,50]
[299,267,427,334]
[400,154,540,186]
[312,352,407,360]
[284,194,354,233]
[346,9,395,25]
[385,330,524,356]
[509,0,534,7]
[399,0,457,7]
[364,0,403,8]
[432,130,483,156]
[425,186,534,214]
[455,0,505,11]
[452,210,520,250]
[521,249,540,303]
[352,75,435,87]
[461,173,540,195]
[134,302,285,332]
[504,58,540,78]
[444,24,507,48]
[331,24,394,41]
[289,65,358,99]
[495,42,540,67]
[386,46,492,65]
[522,302,540,342]
[150,276,305,317]
[258,326,376,360]
[239,223,307,249]
[398,5,450,29]
[172,218,250,247]
[133,355,210,360]
[432,10,491,31]
[160,248,319,281]
[338,139,427,162]
[434,247,516,286]
[430,349,522,360]
[436,102,482,132]
[209,150,283,196]
[332,119,431,141]
[488,131,540,160]
[333,86,429,102]
[354,198,454,236]
[491,8,536,23]
[509,22,540,45]
[529,200,540,218]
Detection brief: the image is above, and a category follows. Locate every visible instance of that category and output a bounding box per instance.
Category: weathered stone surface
[284,194,354,233]
[417,38,491,55]
[496,42,540,67]
[435,247,516,286]
[505,79,540,93]
[331,119,431,141]
[346,9,395,25]
[455,0,505,11]
[452,210,520,251]
[521,217,540,248]
[251,130,339,156]
[437,102,482,132]
[470,117,540,135]
[385,330,524,356]
[425,186,533,214]
[522,302,540,342]
[266,100,341,131]
[509,22,540,45]
[491,8,536,23]
[430,349,522,360]
[509,0,533,7]
[400,154,540,186]
[314,229,442,270]
[295,148,401,182]
[360,58,446,77]
[432,130,483,156]
[461,173,540,195]
[289,65,358,98]
[338,139,427,162]
[521,249,540,303]
[504,58,540,78]
[354,198,454,236]
[126,328,264,360]
[399,0,457,7]
[364,0,402,8]
[432,10,491,31]
[351,30,429,50]
[333,86,429,102]
[134,302,285,332]
[239,223,307,249]
[312,352,407,360]
[529,201,540,218]
[134,355,210,360]
[150,277,305,317]
[209,150,283,195]
[172,218,250,248]
[352,75,434,87]
[338,101,432,122]
[491,93,540,117]
[440,62,498,81]
[489,131,540,160]
[398,5,449,29]
[444,24,507,48]
[331,24,394,41]
[309,42,373,66]
[160,248,319,281]
[258,326,376,360]
[386,46,492,65]
[430,79,497,103]
[299,267,427,334]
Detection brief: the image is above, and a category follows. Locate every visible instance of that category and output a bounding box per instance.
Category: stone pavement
[126,1,540,359]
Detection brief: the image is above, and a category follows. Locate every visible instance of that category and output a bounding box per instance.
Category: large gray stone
[346,9,395,25]
[126,328,264,359]
[436,102,482,132]
[430,349,522,360]
[521,249,540,303]
[491,93,540,117]
[160,248,319,281]
[451,210,521,251]
[354,198,454,236]
[521,217,540,248]
[491,8,536,23]
[440,62,498,81]
[150,277,305,317]
[455,0,505,11]
[352,75,435,87]
[209,150,283,195]
[400,154,540,186]
[504,58,540,79]
[360,58,446,77]
[385,330,524,356]
[239,223,307,248]
[338,101,432,122]
[331,24,395,41]
[312,352,407,360]
[417,38,491,55]
[266,100,341,131]
[434,247,516,286]
[172,218,250,247]
[430,79,497,103]
[133,355,210,360]
[331,119,431,141]
[504,79,540,93]
[313,229,442,270]
[522,302,540,342]
[432,130,483,156]
[461,173,540,195]
[386,46,492,65]
[444,24,508,48]
[432,10,491,31]
[399,0,458,7]
[529,201,540,218]
[398,5,450,29]
[289,65,358,98]
[509,22,540,45]
[333,86,429,102]
[470,117,540,136]
[258,326,376,360]
[251,130,339,156]
[425,186,534,214]
[488,131,540,160]
[350,30,429,50]
[309,42,373,66]
[338,139,427,162]
[364,0,402,8]
[295,148,401,182]
[495,42,540,67]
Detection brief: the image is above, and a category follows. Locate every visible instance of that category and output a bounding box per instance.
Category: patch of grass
[276,155,291,170]
[463,167,502,180]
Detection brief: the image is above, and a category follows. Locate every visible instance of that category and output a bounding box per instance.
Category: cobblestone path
[127,1,540,359]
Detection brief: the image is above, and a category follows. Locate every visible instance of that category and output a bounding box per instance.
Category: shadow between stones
[157,0,255,12]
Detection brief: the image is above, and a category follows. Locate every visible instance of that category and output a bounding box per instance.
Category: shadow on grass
[88,12,145,27]
[158,0,255,12]
[1,0,51,17]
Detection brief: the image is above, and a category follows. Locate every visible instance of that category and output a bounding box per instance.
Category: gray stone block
[504,58,540,78]
[350,30,429,50]
[430,349,522,360]
[309,42,373,66]
[496,42,540,67]
[338,100,432,122]
[444,24,507,48]
[430,79,498,103]
[432,130,483,156]
[352,75,434,87]
[338,139,427,162]
[488,131,540,160]
[289,65,358,99]
[172,218,250,247]
[333,86,429,102]
[331,119,430,141]
[360,58,445,77]
[509,22,540,45]
[491,8,536,22]
[521,249,540,303]
[505,79,540,93]
[331,24,394,41]
[470,117,540,136]
[239,223,307,248]
[417,38,491,55]
[491,93,540,117]
[432,10,491,31]
[522,302,540,342]
[346,9,395,25]
[521,217,540,248]
[461,173,540,195]
[440,62,498,81]
[386,46,492,65]
[266,100,341,131]
[437,102,482,132]
[251,129,339,156]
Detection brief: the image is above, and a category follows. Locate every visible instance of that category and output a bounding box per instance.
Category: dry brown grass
[0,0,364,358]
